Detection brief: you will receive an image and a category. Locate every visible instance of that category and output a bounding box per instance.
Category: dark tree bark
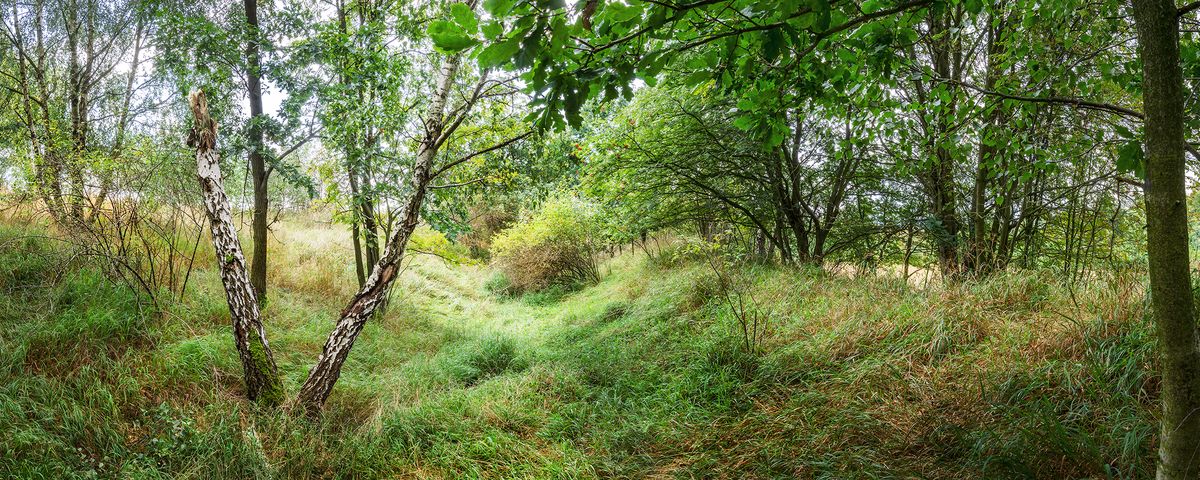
[360,180,381,270]
[966,11,1007,276]
[1129,1,1200,477]
[245,0,270,306]
[349,156,380,271]
[335,0,382,282]
[350,206,366,287]
[186,89,283,407]
[925,9,962,278]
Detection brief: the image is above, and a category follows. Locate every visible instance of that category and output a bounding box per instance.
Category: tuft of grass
[483,270,514,298]
[443,335,528,387]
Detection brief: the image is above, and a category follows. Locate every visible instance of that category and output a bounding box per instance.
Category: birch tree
[186,0,526,414]
[185,89,284,406]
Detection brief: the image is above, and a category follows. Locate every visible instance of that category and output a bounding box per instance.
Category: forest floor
[0,215,1159,479]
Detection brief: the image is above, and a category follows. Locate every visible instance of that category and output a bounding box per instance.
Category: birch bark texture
[186,89,284,406]
[295,53,464,415]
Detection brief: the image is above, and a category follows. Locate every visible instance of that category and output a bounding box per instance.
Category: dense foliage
[490,195,602,294]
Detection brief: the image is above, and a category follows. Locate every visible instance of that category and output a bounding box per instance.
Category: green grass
[0,222,1158,479]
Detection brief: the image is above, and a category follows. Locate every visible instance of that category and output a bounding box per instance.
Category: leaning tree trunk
[1129,1,1200,478]
[295,53,464,416]
[186,89,284,407]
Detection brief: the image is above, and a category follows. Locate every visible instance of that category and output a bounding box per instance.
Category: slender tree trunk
[754,229,767,261]
[245,0,270,306]
[186,89,283,407]
[967,12,1006,276]
[10,0,61,224]
[359,171,381,269]
[773,217,793,264]
[812,227,829,261]
[910,9,965,278]
[295,53,464,415]
[350,210,366,287]
[30,0,67,225]
[65,9,87,224]
[767,144,804,263]
[903,225,915,280]
[346,160,381,277]
[30,0,67,224]
[1129,2,1200,477]
[811,107,858,264]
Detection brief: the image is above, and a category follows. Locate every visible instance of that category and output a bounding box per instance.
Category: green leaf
[732,115,756,130]
[428,20,479,53]
[1116,140,1145,178]
[606,3,642,23]
[647,7,670,29]
[482,21,503,38]
[478,34,522,67]
[808,0,831,31]
[682,70,711,86]
[836,48,857,63]
[450,3,479,33]
[761,29,785,61]
[484,0,516,15]
[792,12,815,29]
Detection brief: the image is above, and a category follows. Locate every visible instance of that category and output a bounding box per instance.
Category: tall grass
[0,219,1158,479]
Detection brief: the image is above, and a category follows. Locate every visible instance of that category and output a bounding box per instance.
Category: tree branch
[431,130,534,179]
[945,77,1145,119]
[431,177,488,189]
[265,126,324,178]
[1180,0,1200,16]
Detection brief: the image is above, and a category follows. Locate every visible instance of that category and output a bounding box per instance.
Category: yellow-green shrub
[409,225,474,264]
[490,196,602,294]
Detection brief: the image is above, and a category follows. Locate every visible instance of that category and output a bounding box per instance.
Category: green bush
[409,225,474,264]
[490,195,603,294]
[646,235,720,269]
[460,202,516,260]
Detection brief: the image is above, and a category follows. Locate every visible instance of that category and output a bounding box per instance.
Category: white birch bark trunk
[295,54,464,415]
[186,89,283,406]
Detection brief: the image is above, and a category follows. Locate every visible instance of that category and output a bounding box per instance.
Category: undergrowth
[0,222,1158,479]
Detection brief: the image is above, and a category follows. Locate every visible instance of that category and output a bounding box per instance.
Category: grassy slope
[0,219,1157,479]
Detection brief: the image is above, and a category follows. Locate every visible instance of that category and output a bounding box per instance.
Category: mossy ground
[0,218,1156,479]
